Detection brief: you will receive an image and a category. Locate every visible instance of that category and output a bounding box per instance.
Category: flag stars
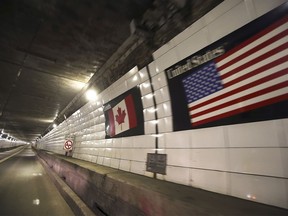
[182,62,223,103]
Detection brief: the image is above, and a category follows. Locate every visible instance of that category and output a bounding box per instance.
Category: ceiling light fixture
[86,89,97,101]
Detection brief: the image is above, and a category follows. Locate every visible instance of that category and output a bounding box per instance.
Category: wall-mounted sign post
[146,153,167,175]
[63,138,73,156]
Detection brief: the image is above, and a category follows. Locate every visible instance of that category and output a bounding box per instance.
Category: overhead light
[53,123,57,128]
[86,89,97,101]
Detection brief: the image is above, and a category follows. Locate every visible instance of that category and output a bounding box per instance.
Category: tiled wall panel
[230,173,288,208]
[190,169,228,194]
[38,0,288,209]
[253,0,287,17]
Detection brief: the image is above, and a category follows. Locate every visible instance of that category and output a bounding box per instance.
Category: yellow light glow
[86,89,97,101]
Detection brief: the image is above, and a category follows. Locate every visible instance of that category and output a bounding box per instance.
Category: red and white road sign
[64,139,73,151]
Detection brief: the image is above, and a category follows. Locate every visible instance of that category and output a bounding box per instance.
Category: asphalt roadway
[0,145,74,216]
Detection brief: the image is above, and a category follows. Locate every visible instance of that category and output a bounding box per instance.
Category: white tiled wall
[38,0,288,209]
[0,139,24,148]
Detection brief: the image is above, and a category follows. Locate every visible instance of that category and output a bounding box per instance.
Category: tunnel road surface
[0,145,75,216]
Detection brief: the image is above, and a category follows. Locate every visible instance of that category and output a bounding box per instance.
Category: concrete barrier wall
[37,150,288,216]
[37,150,215,216]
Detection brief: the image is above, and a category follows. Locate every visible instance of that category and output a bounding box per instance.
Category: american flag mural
[166,4,288,130]
[183,16,288,127]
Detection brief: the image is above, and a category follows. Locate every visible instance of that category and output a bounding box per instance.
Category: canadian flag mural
[107,94,137,136]
[104,86,144,138]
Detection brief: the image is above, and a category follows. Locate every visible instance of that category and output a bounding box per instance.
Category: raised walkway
[36,149,288,216]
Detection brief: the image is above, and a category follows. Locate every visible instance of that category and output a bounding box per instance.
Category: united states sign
[165,3,288,131]
[103,86,144,138]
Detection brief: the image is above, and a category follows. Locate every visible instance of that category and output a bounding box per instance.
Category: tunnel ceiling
[0,0,223,142]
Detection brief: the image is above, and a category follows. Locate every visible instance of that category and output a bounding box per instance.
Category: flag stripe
[189,68,288,113]
[218,30,288,73]
[125,94,137,128]
[224,56,288,88]
[220,42,288,80]
[193,88,287,123]
[191,81,288,119]
[216,16,288,66]
[191,74,286,115]
[188,59,288,111]
[192,87,287,123]
[192,93,288,126]
[222,49,287,84]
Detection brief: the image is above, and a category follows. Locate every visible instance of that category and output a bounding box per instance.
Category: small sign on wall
[146,153,167,175]
[63,139,73,151]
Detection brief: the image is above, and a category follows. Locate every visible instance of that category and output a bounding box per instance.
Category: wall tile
[112,138,122,147]
[124,66,138,80]
[97,156,104,165]
[158,117,173,133]
[105,139,113,147]
[148,61,157,77]
[144,120,157,135]
[274,120,287,147]
[91,148,99,156]
[230,173,288,209]
[154,86,170,104]
[138,67,149,82]
[157,134,166,149]
[103,157,111,167]
[110,158,120,169]
[151,72,167,91]
[173,17,206,46]
[283,119,288,147]
[166,148,190,167]
[280,148,288,178]
[110,82,127,99]
[204,0,242,25]
[164,130,191,148]
[164,166,190,185]
[120,148,133,160]
[127,73,141,89]
[244,0,257,20]
[228,148,285,177]
[133,135,155,148]
[144,171,154,178]
[154,49,179,72]
[253,0,287,17]
[119,159,131,172]
[153,40,177,60]
[207,2,250,43]
[121,137,134,148]
[226,120,280,148]
[131,148,153,162]
[191,126,226,148]
[141,93,154,108]
[157,101,172,119]
[140,81,152,96]
[130,161,146,175]
[143,106,157,121]
[114,149,121,159]
[190,149,227,171]
[104,148,113,157]
[175,28,210,61]
[190,169,228,194]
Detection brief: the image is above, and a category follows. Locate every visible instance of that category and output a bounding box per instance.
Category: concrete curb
[37,155,96,216]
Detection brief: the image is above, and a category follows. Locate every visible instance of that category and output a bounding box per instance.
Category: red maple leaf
[115,107,126,126]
